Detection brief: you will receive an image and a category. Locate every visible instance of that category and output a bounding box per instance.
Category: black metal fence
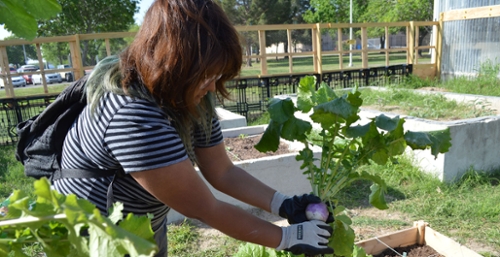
[220,64,412,120]
[0,64,412,146]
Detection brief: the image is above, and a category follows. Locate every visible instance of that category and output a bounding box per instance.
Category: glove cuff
[275,226,289,251]
[270,191,289,216]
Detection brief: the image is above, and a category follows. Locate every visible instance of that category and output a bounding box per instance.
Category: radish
[305,202,329,222]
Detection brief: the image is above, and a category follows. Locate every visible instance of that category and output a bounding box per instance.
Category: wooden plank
[286,29,293,73]
[356,227,419,255]
[0,46,14,97]
[407,22,415,65]
[258,30,267,75]
[436,18,443,78]
[313,24,322,74]
[337,28,344,70]
[413,64,437,79]
[385,26,389,66]
[425,227,483,257]
[105,38,111,56]
[441,4,500,21]
[69,35,84,80]
[361,27,368,69]
[35,43,48,94]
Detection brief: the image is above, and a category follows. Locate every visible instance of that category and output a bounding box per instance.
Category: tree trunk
[245,38,253,67]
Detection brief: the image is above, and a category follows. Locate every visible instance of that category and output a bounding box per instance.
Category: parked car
[0,75,26,88]
[17,65,38,73]
[32,70,63,85]
[11,76,27,87]
[19,68,37,84]
[56,64,74,82]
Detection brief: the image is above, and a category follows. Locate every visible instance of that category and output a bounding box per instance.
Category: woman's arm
[194,143,277,212]
[130,159,281,248]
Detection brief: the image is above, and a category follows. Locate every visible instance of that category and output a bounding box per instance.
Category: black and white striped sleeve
[193,116,224,148]
[104,101,189,173]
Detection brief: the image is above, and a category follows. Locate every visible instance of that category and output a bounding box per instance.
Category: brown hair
[120,0,241,114]
[119,0,242,162]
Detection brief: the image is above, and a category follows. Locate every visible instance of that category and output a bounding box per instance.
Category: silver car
[0,75,26,88]
[32,70,63,84]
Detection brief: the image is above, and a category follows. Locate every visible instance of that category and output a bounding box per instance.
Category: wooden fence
[0,21,438,98]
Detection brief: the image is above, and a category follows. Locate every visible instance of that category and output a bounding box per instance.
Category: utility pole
[349,0,353,67]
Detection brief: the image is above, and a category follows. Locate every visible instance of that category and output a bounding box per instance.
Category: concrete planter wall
[167,125,321,223]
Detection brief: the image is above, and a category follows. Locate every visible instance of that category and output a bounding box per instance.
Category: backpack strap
[53,168,126,214]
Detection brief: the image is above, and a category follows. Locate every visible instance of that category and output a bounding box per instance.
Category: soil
[223,134,293,161]
[374,245,445,257]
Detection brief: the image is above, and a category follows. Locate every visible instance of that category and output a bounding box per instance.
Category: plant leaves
[316,82,337,104]
[281,117,312,141]
[369,184,388,210]
[254,121,282,152]
[404,128,452,158]
[330,218,355,257]
[345,123,371,138]
[268,98,294,124]
[375,114,400,132]
[0,0,61,40]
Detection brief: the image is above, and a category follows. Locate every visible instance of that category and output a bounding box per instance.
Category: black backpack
[15,76,121,211]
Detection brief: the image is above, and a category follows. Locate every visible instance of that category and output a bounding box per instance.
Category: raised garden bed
[356,220,482,257]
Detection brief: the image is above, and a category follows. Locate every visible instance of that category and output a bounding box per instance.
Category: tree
[303,0,369,49]
[360,0,434,54]
[37,0,139,66]
[3,36,38,66]
[218,0,310,66]
[0,0,61,40]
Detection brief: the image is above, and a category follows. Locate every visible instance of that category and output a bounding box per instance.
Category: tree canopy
[37,0,139,66]
[0,0,61,40]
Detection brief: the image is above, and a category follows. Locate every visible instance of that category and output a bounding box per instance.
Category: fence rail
[0,64,411,146]
[1,21,436,98]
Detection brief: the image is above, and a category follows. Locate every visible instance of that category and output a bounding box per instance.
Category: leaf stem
[0,213,67,227]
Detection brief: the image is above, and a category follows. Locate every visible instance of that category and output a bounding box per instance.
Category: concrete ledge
[216,107,247,129]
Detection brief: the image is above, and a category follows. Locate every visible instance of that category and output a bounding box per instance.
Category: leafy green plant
[254,76,452,256]
[0,178,157,257]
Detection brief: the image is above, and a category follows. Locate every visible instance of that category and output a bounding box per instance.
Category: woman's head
[121,0,242,114]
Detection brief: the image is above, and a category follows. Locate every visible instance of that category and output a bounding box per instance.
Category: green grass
[359,87,496,120]
[0,83,68,98]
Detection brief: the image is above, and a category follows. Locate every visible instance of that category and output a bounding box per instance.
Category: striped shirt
[53,92,223,232]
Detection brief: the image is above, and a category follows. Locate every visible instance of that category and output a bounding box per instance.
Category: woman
[54,0,334,256]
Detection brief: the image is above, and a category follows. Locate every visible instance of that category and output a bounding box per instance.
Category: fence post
[69,34,84,80]
[361,26,368,69]
[312,24,322,76]
[35,43,49,94]
[258,30,268,75]
[408,21,415,65]
[436,14,443,79]
[0,46,14,98]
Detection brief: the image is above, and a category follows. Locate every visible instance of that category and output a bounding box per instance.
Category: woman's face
[195,74,221,104]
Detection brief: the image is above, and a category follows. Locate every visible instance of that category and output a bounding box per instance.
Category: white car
[32,70,63,84]
[0,75,27,88]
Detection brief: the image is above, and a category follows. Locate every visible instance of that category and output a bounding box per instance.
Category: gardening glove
[271,192,334,224]
[276,220,334,255]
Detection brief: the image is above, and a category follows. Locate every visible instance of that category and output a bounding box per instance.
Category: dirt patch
[374,245,444,257]
[223,134,294,161]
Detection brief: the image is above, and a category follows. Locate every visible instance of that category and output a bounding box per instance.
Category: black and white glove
[276,220,334,255]
[270,192,334,224]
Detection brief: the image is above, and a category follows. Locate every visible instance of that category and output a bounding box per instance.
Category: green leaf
[427,128,452,158]
[314,97,357,121]
[345,123,371,138]
[310,110,337,129]
[352,245,371,257]
[268,98,295,124]
[404,131,433,150]
[296,96,314,113]
[234,242,277,257]
[24,0,61,20]
[370,149,389,165]
[316,82,337,104]
[0,0,61,40]
[375,114,400,132]
[330,219,355,257]
[369,184,388,210]
[346,90,363,109]
[281,117,312,141]
[255,121,282,152]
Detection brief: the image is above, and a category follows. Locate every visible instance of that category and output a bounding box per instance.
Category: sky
[0,0,155,40]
